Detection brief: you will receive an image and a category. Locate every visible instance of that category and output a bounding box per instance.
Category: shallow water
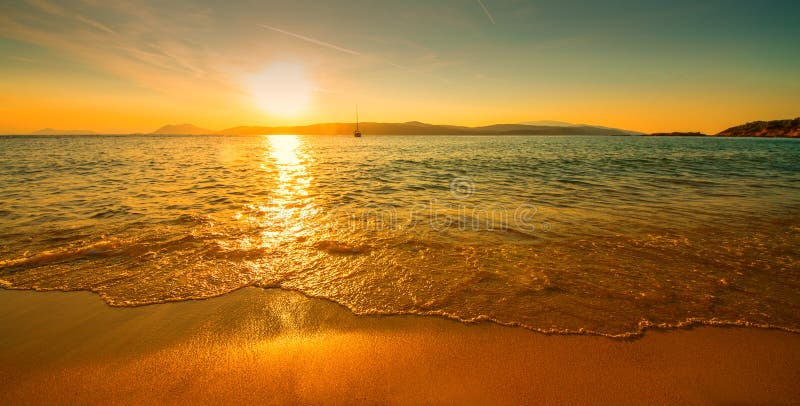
[1,134,799,336]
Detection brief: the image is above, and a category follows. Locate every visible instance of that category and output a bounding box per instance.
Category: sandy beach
[1,287,798,405]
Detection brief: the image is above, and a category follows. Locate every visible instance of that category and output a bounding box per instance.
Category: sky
[0,0,798,134]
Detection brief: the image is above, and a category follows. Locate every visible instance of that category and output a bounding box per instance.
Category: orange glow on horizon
[1,2,798,135]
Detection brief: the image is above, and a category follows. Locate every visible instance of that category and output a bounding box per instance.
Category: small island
[647,117,800,138]
[717,117,800,138]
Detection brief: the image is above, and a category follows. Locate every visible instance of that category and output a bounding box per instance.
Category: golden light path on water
[259,135,315,249]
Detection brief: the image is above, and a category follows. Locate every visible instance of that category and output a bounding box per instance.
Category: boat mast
[356,105,359,131]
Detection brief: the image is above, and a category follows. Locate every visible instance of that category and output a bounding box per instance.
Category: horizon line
[4,116,798,136]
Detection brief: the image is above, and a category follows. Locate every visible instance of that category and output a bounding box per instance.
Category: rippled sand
[1,288,799,404]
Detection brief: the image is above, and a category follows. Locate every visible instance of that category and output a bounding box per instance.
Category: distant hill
[31,128,96,135]
[521,120,644,134]
[152,124,214,135]
[216,121,643,136]
[716,118,800,138]
[520,120,574,127]
[647,132,708,137]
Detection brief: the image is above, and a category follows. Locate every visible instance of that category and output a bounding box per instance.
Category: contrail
[261,24,362,56]
[477,0,496,25]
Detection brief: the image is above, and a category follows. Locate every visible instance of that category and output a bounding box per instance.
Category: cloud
[25,0,115,34]
[1,0,414,105]
[8,55,37,63]
[73,14,115,34]
[261,24,362,57]
[23,0,63,15]
[261,23,405,69]
[477,0,496,25]
[0,1,232,99]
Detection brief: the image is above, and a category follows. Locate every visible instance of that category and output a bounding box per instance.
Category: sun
[250,62,312,117]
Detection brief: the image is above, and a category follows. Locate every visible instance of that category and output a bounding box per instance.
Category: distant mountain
[575,124,644,134]
[520,120,644,135]
[520,120,575,127]
[152,124,214,135]
[216,121,643,136]
[716,118,800,138]
[31,128,96,135]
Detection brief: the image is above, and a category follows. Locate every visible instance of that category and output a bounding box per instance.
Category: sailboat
[353,106,362,137]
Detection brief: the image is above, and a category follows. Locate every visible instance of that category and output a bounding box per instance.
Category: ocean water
[1,134,799,337]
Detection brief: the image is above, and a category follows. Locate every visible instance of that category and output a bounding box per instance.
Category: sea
[1,134,798,337]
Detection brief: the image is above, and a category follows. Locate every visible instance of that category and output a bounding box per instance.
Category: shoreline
[3,285,799,339]
[2,287,799,404]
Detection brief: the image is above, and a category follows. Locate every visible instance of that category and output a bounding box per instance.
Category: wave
[1,283,798,340]
[0,239,125,270]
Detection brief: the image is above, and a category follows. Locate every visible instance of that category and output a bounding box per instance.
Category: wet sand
[1,287,799,405]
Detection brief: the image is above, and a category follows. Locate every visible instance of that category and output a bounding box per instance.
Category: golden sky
[1,0,799,134]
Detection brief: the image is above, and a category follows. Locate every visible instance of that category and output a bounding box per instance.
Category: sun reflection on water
[259,135,316,245]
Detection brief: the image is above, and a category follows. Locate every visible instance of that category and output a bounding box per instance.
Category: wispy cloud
[74,14,115,34]
[261,23,406,69]
[23,0,62,15]
[0,1,232,98]
[8,55,36,63]
[261,24,362,56]
[25,0,116,34]
[477,0,496,25]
